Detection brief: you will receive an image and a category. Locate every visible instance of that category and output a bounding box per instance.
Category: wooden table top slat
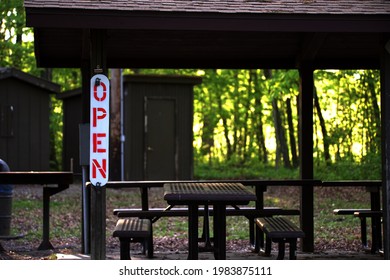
[0,171,73,185]
[163,182,256,202]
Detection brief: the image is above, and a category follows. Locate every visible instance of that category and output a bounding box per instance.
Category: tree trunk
[272,98,291,168]
[39,69,58,170]
[216,90,232,160]
[314,87,331,165]
[110,69,121,180]
[286,98,299,168]
[201,115,215,164]
[242,70,252,162]
[199,84,216,164]
[253,71,268,163]
[232,71,239,156]
[367,71,381,154]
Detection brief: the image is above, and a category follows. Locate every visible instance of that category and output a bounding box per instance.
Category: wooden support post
[141,188,149,211]
[381,39,390,260]
[80,29,92,255]
[254,186,265,252]
[90,29,107,260]
[80,58,91,255]
[298,64,314,252]
[91,186,106,259]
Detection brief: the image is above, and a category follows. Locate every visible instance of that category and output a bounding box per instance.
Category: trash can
[0,159,13,236]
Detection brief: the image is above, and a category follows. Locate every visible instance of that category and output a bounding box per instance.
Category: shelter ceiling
[33,27,387,69]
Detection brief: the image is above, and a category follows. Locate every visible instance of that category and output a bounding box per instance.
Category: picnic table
[0,171,73,250]
[163,182,257,260]
[107,179,316,253]
[110,179,382,258]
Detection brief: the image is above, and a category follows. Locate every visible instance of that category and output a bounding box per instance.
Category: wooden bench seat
[255,217,304,260]
[333,209,371,215]
[353,210,383,219]
[113,206,300,220]
[112,218,153,260]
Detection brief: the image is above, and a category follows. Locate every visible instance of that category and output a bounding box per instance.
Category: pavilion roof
[24,0,390,15]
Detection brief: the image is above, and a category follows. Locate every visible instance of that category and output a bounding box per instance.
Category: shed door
[144,97,177,180]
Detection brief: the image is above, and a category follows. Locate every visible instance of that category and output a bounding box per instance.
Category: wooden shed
[123,74,201,180]
[0,67,60,171]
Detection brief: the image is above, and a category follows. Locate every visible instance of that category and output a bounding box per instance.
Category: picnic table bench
[112,218,153,260]
[113,206,299,252]
[324,180,382,253]
[256,216,304,259]
[354,210,383,254]
[0,171,73,250]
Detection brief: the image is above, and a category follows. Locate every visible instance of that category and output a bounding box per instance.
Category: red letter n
[92,159,107,179]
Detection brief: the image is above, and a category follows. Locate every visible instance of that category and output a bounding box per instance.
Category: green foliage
[314,70,381,164]
[194,158,299,180]
[0,0,35,70]
[313,153,381,181]
[194,156,380,181]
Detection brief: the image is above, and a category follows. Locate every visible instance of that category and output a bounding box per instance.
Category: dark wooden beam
[81,29,91,124]
[298,63,314,252]
[296,33,328,68]
[381,39,390,260]
[31,26,383,69]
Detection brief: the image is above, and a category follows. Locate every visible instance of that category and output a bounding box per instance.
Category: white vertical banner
[90,74,110,187]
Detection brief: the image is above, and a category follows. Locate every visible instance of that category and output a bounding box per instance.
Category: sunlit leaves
[314,69,380,164]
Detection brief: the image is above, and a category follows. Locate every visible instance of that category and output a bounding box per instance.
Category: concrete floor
[56,247,384,260]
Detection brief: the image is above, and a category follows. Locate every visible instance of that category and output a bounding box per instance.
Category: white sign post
[90,74,110,187]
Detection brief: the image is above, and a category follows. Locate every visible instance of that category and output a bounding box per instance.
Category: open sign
[90,74,110,186]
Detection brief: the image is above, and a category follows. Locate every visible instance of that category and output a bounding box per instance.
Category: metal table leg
[213,204,226,260]
[38,188,54,250]
[369,186,382,253]
[188,204,199,260]
[38,184,69,250]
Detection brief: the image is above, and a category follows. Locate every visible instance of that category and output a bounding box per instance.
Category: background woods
[1,2,381,180]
